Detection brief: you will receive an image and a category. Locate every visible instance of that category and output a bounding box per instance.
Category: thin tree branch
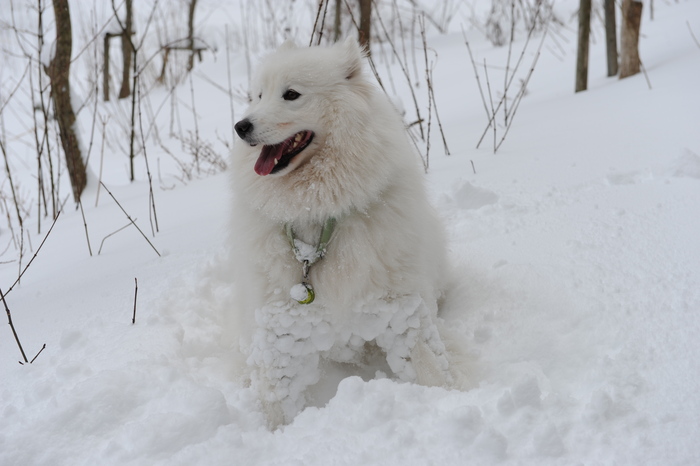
[100,182,161,257]
[137,73,159,235]
[419,15,450,156]
[316,0,331,45]
[132,277,138,324]
[98,221,132,255]
[1,286,28,363]
[309,0,326,46]
[688,21,700,49]
[78,200,93,256]
[475,6,547,150]
[30,343,46,364]
[639,58,652,90]
[372,0,424,140]
[5,210,61,296]
[495,26,549,152]
[343,0,385,92]
[483,58,497,152]
[462,26,491,122]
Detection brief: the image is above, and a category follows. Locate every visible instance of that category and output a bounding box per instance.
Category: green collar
[284,218,337,304]
[285,217,337,265]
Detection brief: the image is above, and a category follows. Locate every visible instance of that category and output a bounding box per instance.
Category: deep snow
[1,1,700,465]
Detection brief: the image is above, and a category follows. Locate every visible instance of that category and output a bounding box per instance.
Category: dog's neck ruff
[285,217,337,304]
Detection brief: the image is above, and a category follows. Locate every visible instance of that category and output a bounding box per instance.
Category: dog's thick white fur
[230,38,452,428]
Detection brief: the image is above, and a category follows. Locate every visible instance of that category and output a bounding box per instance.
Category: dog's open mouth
[254,130,315,176]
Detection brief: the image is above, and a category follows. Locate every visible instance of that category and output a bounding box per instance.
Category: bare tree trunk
[48,0,86,203]
[620,0,643,79]
[118,0,133,99]
[575,0,591,92]
[334,0,342,42]
[604,0,618,76]
[358,0,371,53]
[187,0,198,71]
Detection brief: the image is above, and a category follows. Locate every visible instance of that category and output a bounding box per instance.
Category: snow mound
[451,180,499,210]
[671,149,700,179]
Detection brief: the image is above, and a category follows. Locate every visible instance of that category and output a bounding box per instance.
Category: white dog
[230,38,452,428]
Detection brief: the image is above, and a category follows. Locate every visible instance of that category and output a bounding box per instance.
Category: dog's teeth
[274,158,279,165]
[295,134,302,142]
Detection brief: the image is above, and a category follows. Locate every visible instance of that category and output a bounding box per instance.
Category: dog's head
[234,38,367,177]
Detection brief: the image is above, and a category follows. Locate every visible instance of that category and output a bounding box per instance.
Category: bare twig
[132,277,138,324]
[0,236,14,259]
[110,0,161,182]
[688,21,700,49]
[639,58,652,90]
[31,0,59,221]
[424,77,432,171]
[0,140,25,247]
[136,73,159,235]
[1,286,28,363]
[128,44,139,182]
[343,0,385,92]
[84,11,101,168]
[100,182,161,257]
[495,26,549,152]
[95,115,109,207]
[1,197,18,253]
[98,221,132,255]
[475,7,547,150]
[5,210,61,296]
[309,0,326,46]
[372,0,424,140]
[30,344,47,364]
[504,0,516,126]
[419,15,450,156]
[405,0,449,33]
[78,199,93,256]
[28,40,48,234]
[188,72,200,175]
[483,59,497,152]
[427,68,450,155]
[472,13,550,151]
[0,62,29,116]
[462,26,491,122]
[316,0,331,45]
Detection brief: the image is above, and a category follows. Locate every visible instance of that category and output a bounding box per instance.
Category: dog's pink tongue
[254,143,284,176]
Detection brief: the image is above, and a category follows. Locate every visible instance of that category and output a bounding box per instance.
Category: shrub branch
[100,182,161,257]
[1,287,28,363]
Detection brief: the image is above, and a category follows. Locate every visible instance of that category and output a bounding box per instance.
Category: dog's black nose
[234,119,253,139]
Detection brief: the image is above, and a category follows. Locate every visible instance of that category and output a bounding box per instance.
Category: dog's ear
[278,40,298,52]
[340,37,365,80]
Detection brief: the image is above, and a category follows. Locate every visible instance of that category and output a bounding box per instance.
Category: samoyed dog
[230,38,453,428]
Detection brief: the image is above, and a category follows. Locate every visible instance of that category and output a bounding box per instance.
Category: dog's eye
[283,89,301,101]
[258,93,262,99]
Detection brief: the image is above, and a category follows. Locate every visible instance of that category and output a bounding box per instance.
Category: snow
[1,0,700,465]
[290,283,314,302]
[292,238,322,264]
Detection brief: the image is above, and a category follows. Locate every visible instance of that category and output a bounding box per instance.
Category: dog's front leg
[375,297,452,387]
[248,302,325,428]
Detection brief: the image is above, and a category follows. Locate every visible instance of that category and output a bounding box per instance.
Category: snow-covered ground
[1,1,699,464]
